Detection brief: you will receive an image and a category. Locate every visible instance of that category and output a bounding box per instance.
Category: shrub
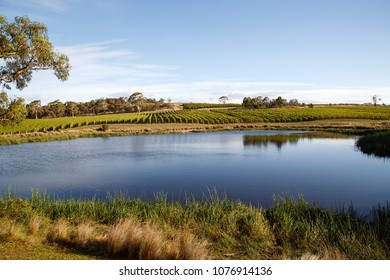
[97,124,110,132]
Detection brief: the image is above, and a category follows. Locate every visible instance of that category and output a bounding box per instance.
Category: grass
[0,192,389,260]
[356,132,390,158]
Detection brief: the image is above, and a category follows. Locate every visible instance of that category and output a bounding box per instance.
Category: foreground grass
[1,193,389,260]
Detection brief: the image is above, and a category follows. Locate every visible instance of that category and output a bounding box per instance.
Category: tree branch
[8,56,36,81]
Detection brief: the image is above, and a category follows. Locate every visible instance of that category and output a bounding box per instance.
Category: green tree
[242,97,254,109]
[26,100,42,119]
[271,96,288,108]
[95,98,108,114]
[0,91,8,116]
[65,101,79,117]
[0,16,70,90]
[128,92,144,112]
[0,91,27,125]
[372,95,381,106]
[45,99,65,118]
[288,99,300,106]
[219,96,229,104]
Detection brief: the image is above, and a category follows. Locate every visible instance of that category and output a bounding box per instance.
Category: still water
[1,130,389,212]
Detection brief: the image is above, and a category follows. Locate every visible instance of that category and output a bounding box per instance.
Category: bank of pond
[0,193,389,260]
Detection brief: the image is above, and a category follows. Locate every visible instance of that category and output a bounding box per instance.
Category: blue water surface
[1,130,389,212]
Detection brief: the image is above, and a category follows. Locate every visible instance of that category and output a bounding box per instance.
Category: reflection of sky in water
[0,131,389,213]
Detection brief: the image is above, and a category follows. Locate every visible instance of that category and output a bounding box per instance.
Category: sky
[1,0,390,105]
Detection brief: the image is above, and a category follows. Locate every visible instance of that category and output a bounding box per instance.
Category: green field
[1,106,390,134]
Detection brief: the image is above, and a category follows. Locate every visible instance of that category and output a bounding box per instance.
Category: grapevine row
[1,106,390,134]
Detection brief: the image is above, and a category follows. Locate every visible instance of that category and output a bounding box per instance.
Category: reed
[0,191,389,259]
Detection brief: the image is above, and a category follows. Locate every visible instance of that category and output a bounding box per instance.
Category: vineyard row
[1,106,390,134]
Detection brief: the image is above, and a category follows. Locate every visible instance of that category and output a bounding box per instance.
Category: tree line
[0,91,172,125]
[242,96,302,109]
[28,92,173,119]
[26,92,172,119]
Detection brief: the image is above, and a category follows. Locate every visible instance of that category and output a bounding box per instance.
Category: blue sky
[1,0,390,104]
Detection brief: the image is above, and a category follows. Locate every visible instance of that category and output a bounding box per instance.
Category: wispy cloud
[7,40,390,105]
[10,40,179,103]
[60,41,178,85]
[3,0,69,13]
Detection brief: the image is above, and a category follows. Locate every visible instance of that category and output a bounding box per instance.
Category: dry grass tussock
[177,229,209,260]
[47,219,70,243]
[299,250,347,260]
[74,222,95,248]
[27,215,48,235]
[105,218,209,260]
[0,217,25,241]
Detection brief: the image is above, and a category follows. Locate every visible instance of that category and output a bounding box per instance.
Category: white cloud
[291,88,390,105]
[5,40,390,106]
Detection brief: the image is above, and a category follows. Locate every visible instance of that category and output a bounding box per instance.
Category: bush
[97,124,110,132]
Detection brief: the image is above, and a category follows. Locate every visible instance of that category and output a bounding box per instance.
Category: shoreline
[1,119,390,145]
[1,193,389,260]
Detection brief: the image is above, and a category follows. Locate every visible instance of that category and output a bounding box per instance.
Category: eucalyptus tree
[45,99,65,118]
[0,91,27,125]
[0,16,70,90]
[129,92,144,112]
[26,100,42,119]
[65,101,79,117]
[219,96,229,104]
[372,95,381,107]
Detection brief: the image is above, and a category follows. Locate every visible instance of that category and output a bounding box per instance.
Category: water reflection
[243,132,353,150]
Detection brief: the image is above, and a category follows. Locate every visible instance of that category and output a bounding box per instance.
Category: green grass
[1,191,389,260]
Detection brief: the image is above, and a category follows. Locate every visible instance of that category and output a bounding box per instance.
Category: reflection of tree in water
[356,133,390,159]
[243,134,300,150]
[243,132,353,151]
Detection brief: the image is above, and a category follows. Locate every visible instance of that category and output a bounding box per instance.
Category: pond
[1,130,389,213]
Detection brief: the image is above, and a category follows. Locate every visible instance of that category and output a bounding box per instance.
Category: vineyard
[182,103,241,109]
[1,106,390,134]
